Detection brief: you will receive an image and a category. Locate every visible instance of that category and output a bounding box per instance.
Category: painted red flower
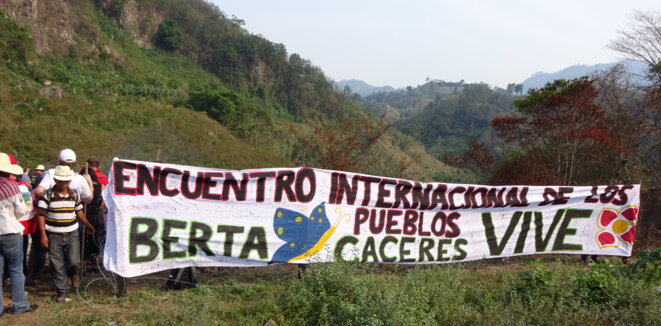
[595,206,638,248]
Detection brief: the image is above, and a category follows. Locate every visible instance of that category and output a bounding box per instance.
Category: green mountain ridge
[0,0,463,182]
[362,80,518,159]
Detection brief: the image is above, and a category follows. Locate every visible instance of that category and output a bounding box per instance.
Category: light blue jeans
[0,233,30,313]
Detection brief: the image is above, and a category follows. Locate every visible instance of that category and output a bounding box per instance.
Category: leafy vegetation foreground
[6,250,659,326]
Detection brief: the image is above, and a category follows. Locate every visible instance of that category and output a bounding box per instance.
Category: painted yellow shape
[612,220,629,234]
[288,226,338,262]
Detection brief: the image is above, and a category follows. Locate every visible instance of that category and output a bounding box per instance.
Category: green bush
[509,260,555,303]
[155,19,184,51]
[571,261,619,305]
[628,248,661,284]
[187,88,238,125]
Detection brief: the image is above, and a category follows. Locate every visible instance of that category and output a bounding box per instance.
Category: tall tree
[492,78,618,185]
[609,10,661,184]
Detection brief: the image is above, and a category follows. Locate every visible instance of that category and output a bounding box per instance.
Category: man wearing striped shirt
[36,165,95,303]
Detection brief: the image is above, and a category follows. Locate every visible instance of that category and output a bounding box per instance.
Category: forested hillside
[361,81,517,162]
[0,0,459,182]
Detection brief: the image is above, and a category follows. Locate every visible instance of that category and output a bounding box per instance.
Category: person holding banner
[36,165,95,303]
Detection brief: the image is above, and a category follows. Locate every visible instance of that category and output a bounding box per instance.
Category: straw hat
[53,165,75,181]
[0,153,23,175]
[35,164,45,171]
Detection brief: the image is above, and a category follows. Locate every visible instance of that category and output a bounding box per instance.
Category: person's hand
[85,223,95,235]
[82,173,93,184]
[41,235,49,248]
[24,167,30,173]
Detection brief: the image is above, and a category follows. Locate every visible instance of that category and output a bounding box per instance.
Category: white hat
[0,153,23,175]
[53,165,75,181]
[35,164,45,171]
[59,149,76,163]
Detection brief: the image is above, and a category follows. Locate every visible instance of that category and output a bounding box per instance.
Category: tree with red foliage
[492,77,621,185]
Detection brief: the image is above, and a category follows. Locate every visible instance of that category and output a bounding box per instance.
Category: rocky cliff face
[94,0,163,48]
[0,0,79,55]
[0,0,162,56]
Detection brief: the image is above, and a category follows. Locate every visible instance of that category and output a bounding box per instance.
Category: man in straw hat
[0,153,37,314]
[36,165,95,303]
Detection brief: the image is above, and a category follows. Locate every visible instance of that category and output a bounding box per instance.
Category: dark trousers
[84,207,106,260]
[27,232,47,282]
[47,231,80,296]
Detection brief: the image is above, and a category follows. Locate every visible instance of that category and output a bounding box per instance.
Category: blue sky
[211,1,661,89]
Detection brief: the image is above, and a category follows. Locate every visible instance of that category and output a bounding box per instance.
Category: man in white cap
[0,153,37,314]
[32,149,94,204]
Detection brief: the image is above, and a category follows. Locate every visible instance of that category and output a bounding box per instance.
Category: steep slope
[0,2,460,182]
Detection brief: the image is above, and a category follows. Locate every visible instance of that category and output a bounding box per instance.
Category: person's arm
[80,173,94,204]
[36,195,49,247]
[37,208,48,248]
[32,185,46,198]
[73,194,94,234]
[76,209,94,235]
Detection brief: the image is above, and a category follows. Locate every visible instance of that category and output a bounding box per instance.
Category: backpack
[44,187,79,204]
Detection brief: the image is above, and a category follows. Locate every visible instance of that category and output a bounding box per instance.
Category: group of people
[0,148,108,314]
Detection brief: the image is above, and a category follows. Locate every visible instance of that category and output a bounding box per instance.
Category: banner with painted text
[102,158,640,277]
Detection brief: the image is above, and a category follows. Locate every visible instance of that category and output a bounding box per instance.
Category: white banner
[102,158,641,277]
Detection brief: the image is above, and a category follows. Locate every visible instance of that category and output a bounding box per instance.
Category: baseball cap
[59,149,76,163]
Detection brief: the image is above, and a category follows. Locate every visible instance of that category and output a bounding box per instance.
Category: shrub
[155,19,184,51]
[571,261,619,305]
[187,88,238,125]
[509,260,555,303]
[628,248,661,284]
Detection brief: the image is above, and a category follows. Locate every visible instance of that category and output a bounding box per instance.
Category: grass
[6,255,659,326]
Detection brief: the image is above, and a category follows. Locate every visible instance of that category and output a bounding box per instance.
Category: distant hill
[358,80,517,170]
[336,79,395,97]
[521,59,649,92]
[363,80,470,120]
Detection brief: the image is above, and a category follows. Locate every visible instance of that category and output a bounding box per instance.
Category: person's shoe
[9,304,38,315]
[55,295,71,303]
